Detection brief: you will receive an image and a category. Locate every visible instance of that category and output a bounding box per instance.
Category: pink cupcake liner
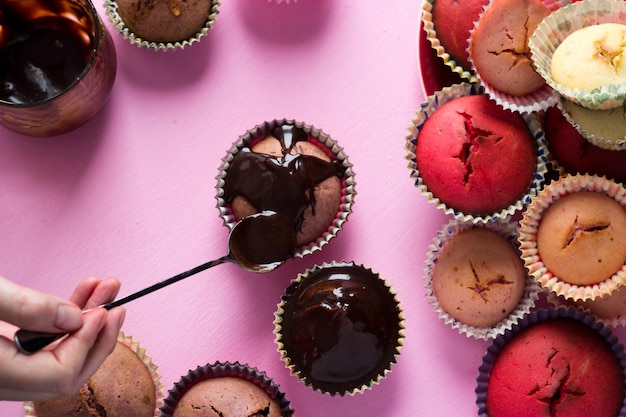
[476,306,626,417]
[421,0,478,83]
[215,118,356,260]
[529,0,626,110]
[466,0,569,114]
[160,361,293,417]
[405,82,549,224]
[424,218,540,340]
[518,173,626,302]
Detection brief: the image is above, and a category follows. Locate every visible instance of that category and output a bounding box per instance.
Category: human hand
[0,276,126,401]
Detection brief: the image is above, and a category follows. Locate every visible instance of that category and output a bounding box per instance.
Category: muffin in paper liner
[405,82,549,224]
[518,173,626,302]
[420,0,479,84]
[24,331,164,417]
[215,118,356,260]
[160,361,293,417]
[466,0,569,114]
[556,95,626,151]
[547,286,626,328]
[529,0,626,110]
[104,0,220,51]
[475,307,626,417]
[424,218,540,340]
[274,260,405,396]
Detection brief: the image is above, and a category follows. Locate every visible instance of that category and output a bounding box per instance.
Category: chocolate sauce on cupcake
[222,124,345,238]
[275,262,404,395]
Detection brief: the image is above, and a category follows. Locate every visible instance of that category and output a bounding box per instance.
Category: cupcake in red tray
[543,105,626,183]
[518,173,626,302]
[25,332,164,417]
[467,0,568,113]
[405,82,548,224]
[160,361,293,417]
[104,0,221,51]
[421,0,488,82]
[274,261,405,396]
[476,307,626,417]
[216,119,356,259]
[424,219,539,340]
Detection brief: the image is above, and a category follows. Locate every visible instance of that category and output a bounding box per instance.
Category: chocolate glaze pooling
[0,0,95,104]
[222,124,345,234]
[280,264,402,393]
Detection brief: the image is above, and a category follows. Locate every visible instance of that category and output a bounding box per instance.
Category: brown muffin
[469,0,551,97]
[113,0,216,44]
[537,191,626,286]
[431,227,527,329]
[33,339,159,417]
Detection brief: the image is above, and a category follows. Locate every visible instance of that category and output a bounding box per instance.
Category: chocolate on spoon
[14,210,297,354]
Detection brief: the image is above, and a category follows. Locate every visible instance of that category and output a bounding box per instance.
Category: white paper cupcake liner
[529,0,626,110]
[215,118,356,259]
[547,290,626,328]
[424,218,539,340]
[274,260,405,396]
[557,95,626,151]
[104,0,220,51]
[24,331,164,417]
[518,173,626,302]
[405,82,549,224]
[475,306,626,417]
[421,0,478,83]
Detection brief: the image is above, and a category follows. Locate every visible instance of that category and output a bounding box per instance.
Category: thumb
[0,276,83,333]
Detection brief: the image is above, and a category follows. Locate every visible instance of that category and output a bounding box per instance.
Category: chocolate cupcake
[476,307,626,417]
[216,119,356,259]
[274,261,405,396]
[25,332,163,417]
[104,0,220,51]
[160,361,293,417]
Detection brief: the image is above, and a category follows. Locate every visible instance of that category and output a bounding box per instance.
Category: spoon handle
[14,256,230,354]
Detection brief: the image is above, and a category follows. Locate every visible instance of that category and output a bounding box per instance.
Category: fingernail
[115,308,126,330]
[55,304,83,331]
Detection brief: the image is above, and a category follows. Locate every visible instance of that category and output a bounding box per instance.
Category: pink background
[2,0,626,416]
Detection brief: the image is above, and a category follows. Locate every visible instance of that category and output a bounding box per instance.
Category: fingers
[69,277,121,310]
[0,306,126,401]
[0,277,82,333]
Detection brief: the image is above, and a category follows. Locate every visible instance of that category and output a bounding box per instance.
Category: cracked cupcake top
[551,23,626,92]
[536,191,626,286]
[485,318,624,417]
[415,94,537,217]
[431,227,526,328]
[469,0,551,97]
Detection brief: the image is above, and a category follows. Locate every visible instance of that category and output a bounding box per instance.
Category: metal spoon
[14,210,297,354]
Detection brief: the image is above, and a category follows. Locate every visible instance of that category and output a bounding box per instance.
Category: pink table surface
[2,1,626,416]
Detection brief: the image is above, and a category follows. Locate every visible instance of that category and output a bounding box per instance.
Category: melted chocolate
[280,264,402,393]
[222,124,345,233]
[228,210,296,272]
[0,0,95,104]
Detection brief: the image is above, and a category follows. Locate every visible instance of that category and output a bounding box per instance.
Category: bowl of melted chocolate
[216,119,356,258]
[275,261,405,395]
[0,0,117,136]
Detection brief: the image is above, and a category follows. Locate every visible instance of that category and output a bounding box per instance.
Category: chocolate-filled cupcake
[216,119,356,259]
[274,261,405,395]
